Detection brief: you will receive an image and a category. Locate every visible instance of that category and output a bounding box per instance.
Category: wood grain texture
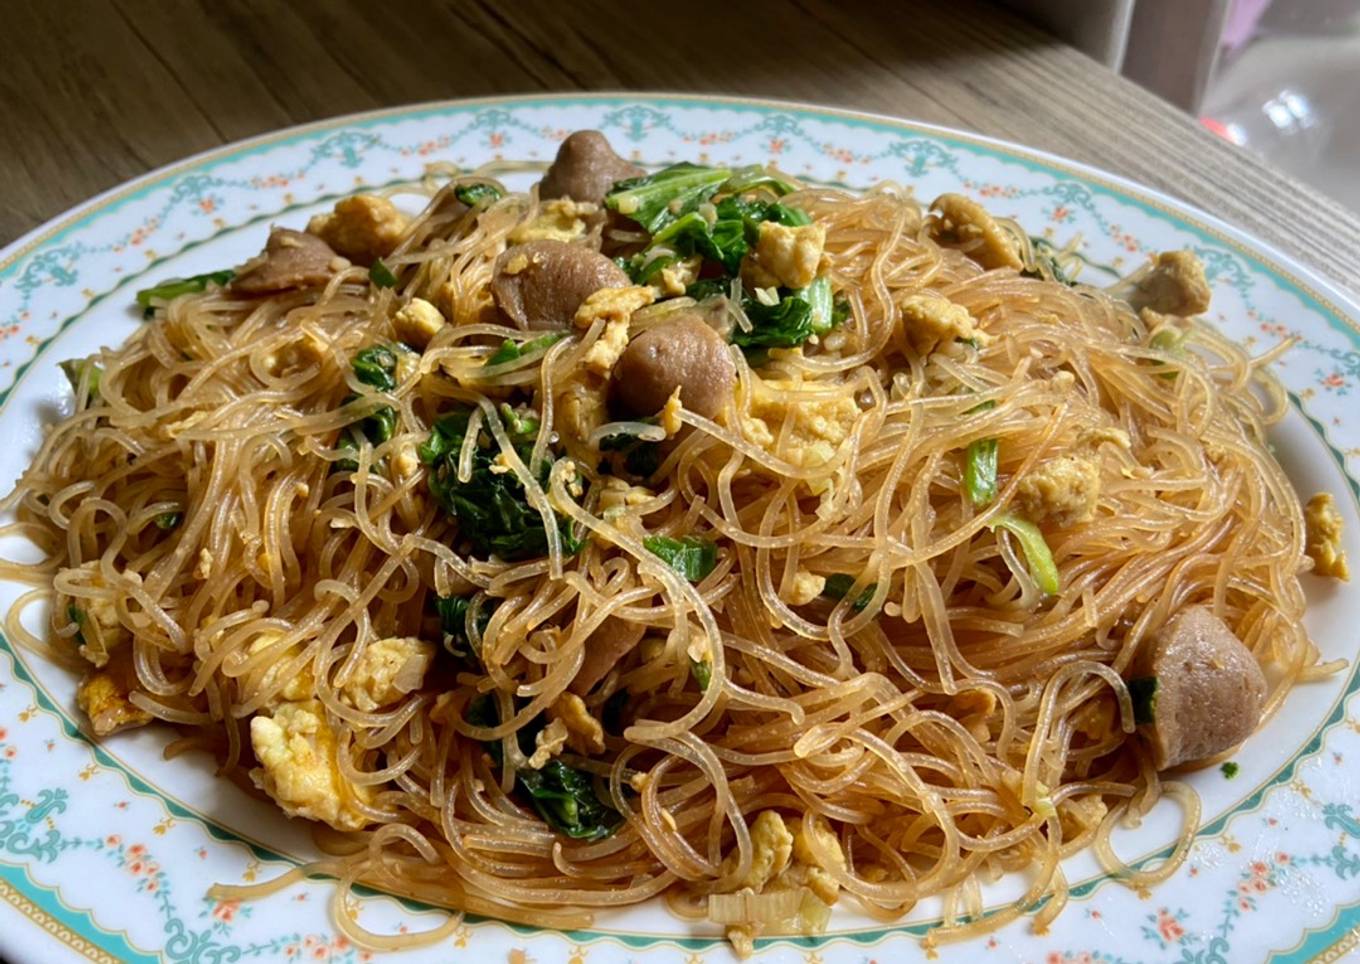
[2,0,1357,299]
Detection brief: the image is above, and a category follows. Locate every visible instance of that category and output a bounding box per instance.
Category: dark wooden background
[2,0,1357,297]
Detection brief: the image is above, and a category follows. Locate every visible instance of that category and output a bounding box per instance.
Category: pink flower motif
[488,132,505,148]
[128,844,146,857]
[198,199,216,214]
[0,727,8,739]
[212,899,239,922]
[1052,205,1071,222]
[128,860,144,875]
[1251,878,1269,894]
[1240,898,1252,911]
[1047,953,1063,964]
[1250,860,1270,876]
[4,747,15,759]
[145,881,158,893]
[1156,909,1185,942]
[769,137,786,155]
[106,835,120,846]
[1276,852,1290,864]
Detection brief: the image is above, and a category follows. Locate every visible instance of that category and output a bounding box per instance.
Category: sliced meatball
[539,130,643,205]
[1127,250,1212,316]
[612,314,736,421]
[1130,605,1267,770]
[491,240,630,331]
[570,616,647,696]
[232,228,347,295]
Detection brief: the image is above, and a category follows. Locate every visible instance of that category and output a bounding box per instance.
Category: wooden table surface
[3,0,1358,301]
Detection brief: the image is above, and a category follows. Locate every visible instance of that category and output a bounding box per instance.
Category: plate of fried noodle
[0,95,1358,964]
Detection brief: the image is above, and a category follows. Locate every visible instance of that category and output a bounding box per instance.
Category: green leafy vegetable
[988,513,1061,595]
[605,163,732,234]
[644,211,749,275]
[517,759,621,841]
[690,658,713,692]
[831,297,852,328]
[685,278,730,302]
[369,259,399,289]
[435,594,496,670]
[465,696,622,840]
[422,409,584,561]
[714,196,811,231]
[454,182,503,207]
[347,344,407,446]
[734,291,814,349]
[821,573,876,612]
[59,359,103,404]
[485,332,567,368]
[136,270,234,317]
[1220,761,1239,779]
[68,604,86,645]
[153,512,182,530]
[352,344,399,392]
[1022,238,1076,286]
[719,165,798,196]
[1127,676,1159,725]
[964,401,999,508]
[644,535,718,583]
[599,431,662,479]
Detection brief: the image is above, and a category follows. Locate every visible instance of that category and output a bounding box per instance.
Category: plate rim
[2,90,1358,963]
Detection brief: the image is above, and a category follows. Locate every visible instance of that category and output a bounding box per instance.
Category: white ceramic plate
[1,94,1358,964]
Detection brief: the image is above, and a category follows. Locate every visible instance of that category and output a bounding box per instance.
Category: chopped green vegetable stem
[988,513,1061,595]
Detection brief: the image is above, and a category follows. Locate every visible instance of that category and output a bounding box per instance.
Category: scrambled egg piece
[734,810,794,890]
[598,477,657,521]
[307,194,410,264]
[246,633,315,704]
[575,285,655,375]
[1129,250,1212,316]
[66,561,134,666]
[548,692,605,755]
[558,382,607,447]
[261,327,332,376]
[1015,454,1101,525]
[509,198,598,243]
[659,388,684,437]
[928,193,1023,270]
[741,221,826,290]
[526,718,569,769]
[392,441,421,483]
[250,700,371,831]
[742,379,861,470]
[790,813,847,905]
[657,257,701,297]
[782,570,826,606]
[719,812,848,956]
[899,291,988,355]
[340,637,435,712]
[1305,492,1349,580]
[1058,793,1108,843]
[392,297,445,348]
[76,660,152,737]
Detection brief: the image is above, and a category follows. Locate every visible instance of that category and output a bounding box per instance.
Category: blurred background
[1014,0,1360,212]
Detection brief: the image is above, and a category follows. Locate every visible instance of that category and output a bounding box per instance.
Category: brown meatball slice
[1129,605,1267,770]
[612,314,736,420]
[491,240,630,331]
[232,228,346,294]
[539,130,643,205]
[570,617,647,696]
